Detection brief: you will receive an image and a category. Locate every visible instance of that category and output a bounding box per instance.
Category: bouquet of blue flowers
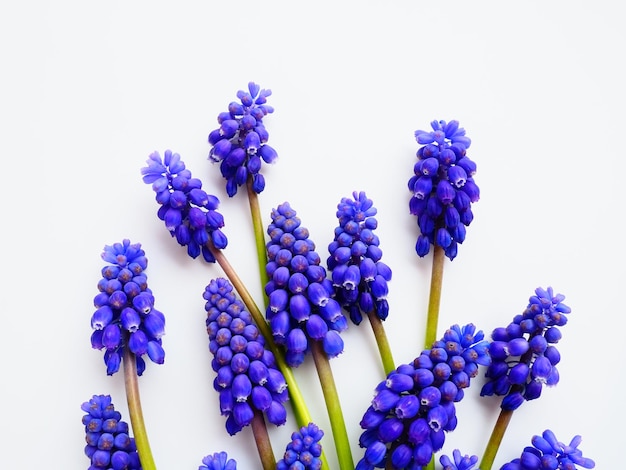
[82,82,595,470]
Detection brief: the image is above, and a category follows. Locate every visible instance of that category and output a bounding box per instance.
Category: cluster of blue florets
[208,81,278,197]
[81,394,142,469]
[276,423,325,470]
[356,324,490,469]
[204,277,288,435]
[141,150,228,262]
[408,119,479,260]
[480,287,570,410]
[264,202,348,367]
[198,451,238,470]
[501,429,595,469]
[439,449,479,470]
[326,191,392,324]
[90,240,165,376]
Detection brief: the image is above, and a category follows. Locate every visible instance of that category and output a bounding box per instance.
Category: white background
[2,1,624,469]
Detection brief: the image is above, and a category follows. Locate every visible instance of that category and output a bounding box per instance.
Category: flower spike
[276,423,325,470]
[90,239,166,375]
[141,150,228,262]
[199,451,238,470]
[408,119,479,260]
[208,81,278,196]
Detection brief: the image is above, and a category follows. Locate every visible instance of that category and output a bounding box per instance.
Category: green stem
[208,243,330,470]
[311,341,354,470]
[480,408,514,470]
[246,177,270,305]
[122,346,156,470]
[250,410,277,470]
[424,245,445,349]
[367,310,395,375]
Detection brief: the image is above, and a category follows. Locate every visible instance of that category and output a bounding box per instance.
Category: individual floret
[198,451,238,470]
[141,150,228,262]
[276,423,325,470]
[327,191,393,324]
[264,202,348,367]
[408,119,479,260]
[356,324,490,469]
[208,81,278,196]
[501,429,595,469]
[480,287,570,410]
[81,394,141,469]
[204,278,288,435]
[90,240,166,376]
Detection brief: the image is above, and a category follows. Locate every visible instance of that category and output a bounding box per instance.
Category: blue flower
[276,423,325,470]
[326,191,393,324]
[440,449,479,470]
[81,394,141,469]
[208,81,278,196]
[264,202,348,367]
[356,324,490,469]
[199,451,238,470]
[480,287,570,410]
[408,120,479,260]
[204,278,288,435]
[141,150,228,262]
[501,429,595,469]
[90,240,165,375]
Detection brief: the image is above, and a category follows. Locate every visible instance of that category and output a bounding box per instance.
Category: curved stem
[250,410,277,470]
[424,245,445,349]
[245,177,269,306]
[480,408,514,470]
[311,341,354,470]
[367,311,395,375]
[122,347,156,470]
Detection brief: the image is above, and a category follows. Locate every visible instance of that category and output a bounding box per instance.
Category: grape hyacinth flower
[276,423,325,470]
[204,277,288,435]
[90,240,166,376]
[81,394,141,469]
[480,287,570,410]
[141,150,228,262]
[408,119,479,260]
[356,324,490,469]
[198,451,238,470]
[264,202,348,367]
[326,191,392,325]
[208,81,278,197]
[501,429,595,469]
[440,449,479,470]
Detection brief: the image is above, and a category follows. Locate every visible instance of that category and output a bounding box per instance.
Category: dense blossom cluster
[141,150,228,262]
[264,202,348,367]
[276,423,325,470]
[480,287,570,410]
[90,240,165,376]
[81,395,141,469]
[440,449,479,470]
[204,278,288,435]
[326,191,392,324]
[356,324,490,469]
[198,451,238,470]
[501,429,595,469]
[408,119,479,260]
[208,81,278,196]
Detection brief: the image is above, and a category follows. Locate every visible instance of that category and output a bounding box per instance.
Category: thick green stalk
[245,177,270,305]
[424,245,445,349]
[367,310,395,375]
[480,408,514,470]
[123,347,156,470]
[208,243,330,470]
[250,410,277,470]
[310,341,354,470]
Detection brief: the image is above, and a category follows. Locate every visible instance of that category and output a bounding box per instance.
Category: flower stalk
[424,244,445,348]
[367,310,395,374]
[311,341,354,470]
[246,177,270,304]
[480,408,514,470]
[122,346,156,470]
[250,411,277,470]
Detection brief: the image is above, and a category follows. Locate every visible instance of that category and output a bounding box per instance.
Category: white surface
[2,1,624,468]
